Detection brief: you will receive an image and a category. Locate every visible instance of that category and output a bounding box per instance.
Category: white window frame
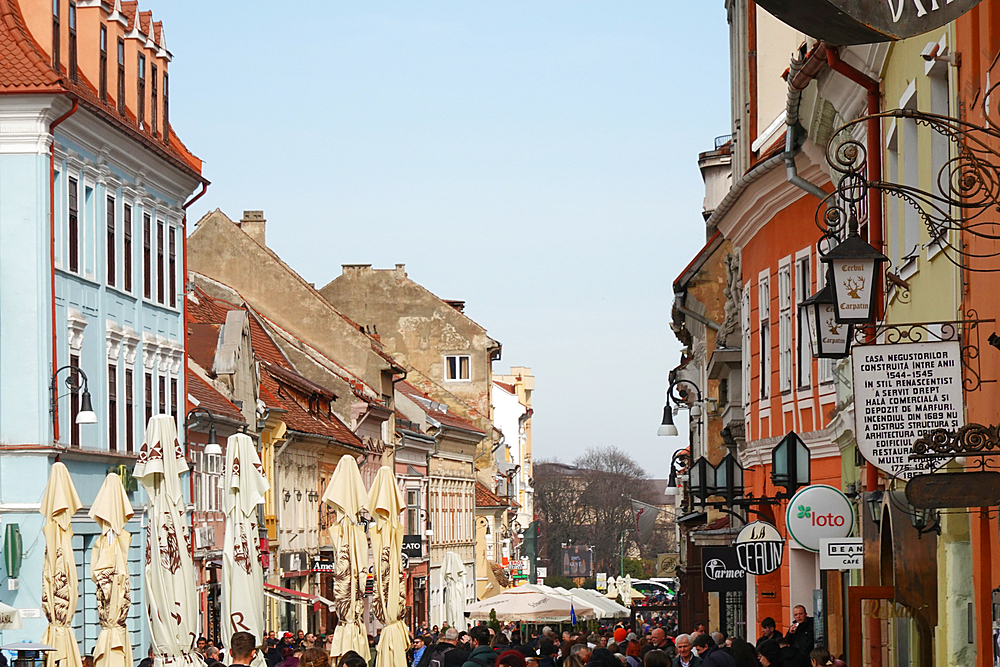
[742,283,751,410]
[777,259,792,394]
[444,354,471,382]
[758,271,771,400]
[795,249,812,390]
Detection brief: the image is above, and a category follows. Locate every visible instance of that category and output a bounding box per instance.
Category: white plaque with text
[852,340,963,480]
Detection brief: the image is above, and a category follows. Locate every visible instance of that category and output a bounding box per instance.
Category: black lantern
[714,454,744,504]
[910,504,941,538]
[689,457,716,504]
[657,403,678,437]
[865,489,883,524]
[820,215,889,324]
[771,431,810,494]
[801,274,853,358]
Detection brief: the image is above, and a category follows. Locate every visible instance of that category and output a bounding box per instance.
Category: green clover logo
[797,505,811,519]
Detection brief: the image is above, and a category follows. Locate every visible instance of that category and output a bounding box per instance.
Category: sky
[159,2,732,479]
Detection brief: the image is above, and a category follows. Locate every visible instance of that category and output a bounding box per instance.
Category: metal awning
[263,583,334,612]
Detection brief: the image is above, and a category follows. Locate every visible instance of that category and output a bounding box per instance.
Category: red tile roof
[395,381,484,434]
[0,0,203,179]
[186,369,245,424]
[494,381,515,394]
[475,481,509,508]
[187,284,291,368]
[152,21,162,46]
[260,366,362,449]
[138,11,151,36]
[119,2,137,29]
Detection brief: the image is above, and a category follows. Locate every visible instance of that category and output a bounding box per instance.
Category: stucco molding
[67,309,88,352]
[106,320,124,361]
[122,328,139,365]
[0,96,63,155]
[740,427,841,470]
[142,333,159,370]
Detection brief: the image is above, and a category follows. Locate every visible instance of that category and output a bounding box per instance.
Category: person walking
[757,618,782,646]
[464,626,499,667]
[419,628,470,667]
[690,635,734,667]
[230,632,261,667]
[670,636,701,667]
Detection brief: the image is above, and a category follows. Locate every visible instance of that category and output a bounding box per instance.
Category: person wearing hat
[613,629,627,646]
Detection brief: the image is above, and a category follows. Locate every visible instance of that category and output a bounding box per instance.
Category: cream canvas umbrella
[323,455,370,662]
[89,473,134,667]
[222,434,269,667]
[134,415,199,667]
[441,551,467,631]
[40,462,82,667]
[367,467,408,667]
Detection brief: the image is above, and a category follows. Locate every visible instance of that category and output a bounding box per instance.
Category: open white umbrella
[367,467,408,667]
[134,415,199,667]
[323,455,369,662]
[464,587,595,624]
[222,434,269,667]
[40,462,82,667]
[89,473,134,667]
[442,551,467,631]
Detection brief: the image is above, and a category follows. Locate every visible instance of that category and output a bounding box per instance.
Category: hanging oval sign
[785,484,855,552]
[735,520,785,576]
[755,0,984,45]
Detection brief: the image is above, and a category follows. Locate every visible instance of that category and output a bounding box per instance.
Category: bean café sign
[852,341,963,480]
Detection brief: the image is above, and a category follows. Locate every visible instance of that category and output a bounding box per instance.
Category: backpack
[429,646,456,667]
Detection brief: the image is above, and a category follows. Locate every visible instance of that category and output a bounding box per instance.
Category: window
[169,228,176,307]
[143,213,151,299]
[68,177,79,273]
[158,375,166,415]
[145,372,153,425]
[106,196,115,286]
[742,284,751,410]
[796,254,812,389]
[156,220,164,303]
[117,39,125,116]
[758,275,771,400]
[52,0,60,71]
[818,270,834,384]
[108,363,118,452]
[125,368,134,453]
[150,64,158,138]
[70,354,80,448]
[170,376,178,425]
[445,355,470,381]
[778,262,792,394]
[137,53,145,128]
[99,24,107,102]
[123,203,132,292]
[162,73,169,144]
[406,489,421,535]
[68,1,76,81]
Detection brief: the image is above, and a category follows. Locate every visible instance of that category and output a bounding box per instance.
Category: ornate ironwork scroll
[819,81,1000,273]
[912,422,1000,458]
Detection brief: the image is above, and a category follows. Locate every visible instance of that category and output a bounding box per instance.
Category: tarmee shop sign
[852,341,963,480]
[755,0,984,45]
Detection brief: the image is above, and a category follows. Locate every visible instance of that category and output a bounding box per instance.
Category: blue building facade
[0,0,205,657]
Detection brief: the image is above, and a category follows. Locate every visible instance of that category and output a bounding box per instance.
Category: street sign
[735,521,784,576]
[596,573,607,591]
[785,484,855,552]
[537,567,547,578]
[819,537,863,570]
[656,553,680,577]
[852,341,963,480]
[905,471,1000,509]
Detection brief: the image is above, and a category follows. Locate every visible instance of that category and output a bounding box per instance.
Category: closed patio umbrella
[134,415,199,667]
[442,551,467,631]
[40,462,82,667]
[367,467,408,667]
[222,434,269,667]
[89,473,134,667]
[322,455,370,662]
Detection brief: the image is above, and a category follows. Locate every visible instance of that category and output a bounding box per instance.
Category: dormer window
[162,73,169,144]
[137,53,146,128]
[68,2,76,81]
[150,64,158,137]
[52,0,60,71]
[117,39,125,115]
[99,25,107,102]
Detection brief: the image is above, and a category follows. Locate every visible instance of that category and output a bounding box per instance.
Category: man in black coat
[785,605,814,656]
[691,634,735,667]
[417,628,470,667]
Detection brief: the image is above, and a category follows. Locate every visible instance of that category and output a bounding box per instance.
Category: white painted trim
[67,308,88,352]
[751,111,786,154]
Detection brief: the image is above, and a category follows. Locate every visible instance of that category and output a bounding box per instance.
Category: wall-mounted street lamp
[51,364,97,426]
[820,214,888,325]
[185,407,221,456]
[283,491,291,504]
[296,490,303,502]
[657,378,702,437]
[308,491,319,503]
[419,508,434,537]
[664,449,690,497]
[771,431,811,495]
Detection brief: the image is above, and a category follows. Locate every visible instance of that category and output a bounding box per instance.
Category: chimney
[239,210,266,246]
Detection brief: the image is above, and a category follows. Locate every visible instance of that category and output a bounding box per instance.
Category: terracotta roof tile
[261,366,362,449]
[120,1,137,29]
[138,10,151,36]
[0,0,62,91]
[475,481,509,508]
[396,381,484,434]
[187,368,245,424]
[152,21,161,46]
[494,381,515,394]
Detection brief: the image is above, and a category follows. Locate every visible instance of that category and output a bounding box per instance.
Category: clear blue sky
[160,2,731,478]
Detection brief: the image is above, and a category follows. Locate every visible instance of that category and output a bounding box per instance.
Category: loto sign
[785,484,855,552]
[819,537,863,570]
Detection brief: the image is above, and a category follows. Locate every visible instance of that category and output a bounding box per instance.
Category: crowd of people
[400,603,845,667]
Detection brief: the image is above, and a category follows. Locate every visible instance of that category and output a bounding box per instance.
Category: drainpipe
[50,97,78,443]
[784,44,829,201]
[182,181,208,517]
[673,290,721,331]
[824,45,883,494]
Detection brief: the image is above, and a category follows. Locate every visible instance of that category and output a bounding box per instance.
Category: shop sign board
[656,553,680,577]
[785,484,855,553]
[852,341,962,480]
[701,546,745,592]
[818,537,863,570]
[402,535,423,559]
[755,0,984,45]
[596,572,607,591]
[735,521,784,576]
